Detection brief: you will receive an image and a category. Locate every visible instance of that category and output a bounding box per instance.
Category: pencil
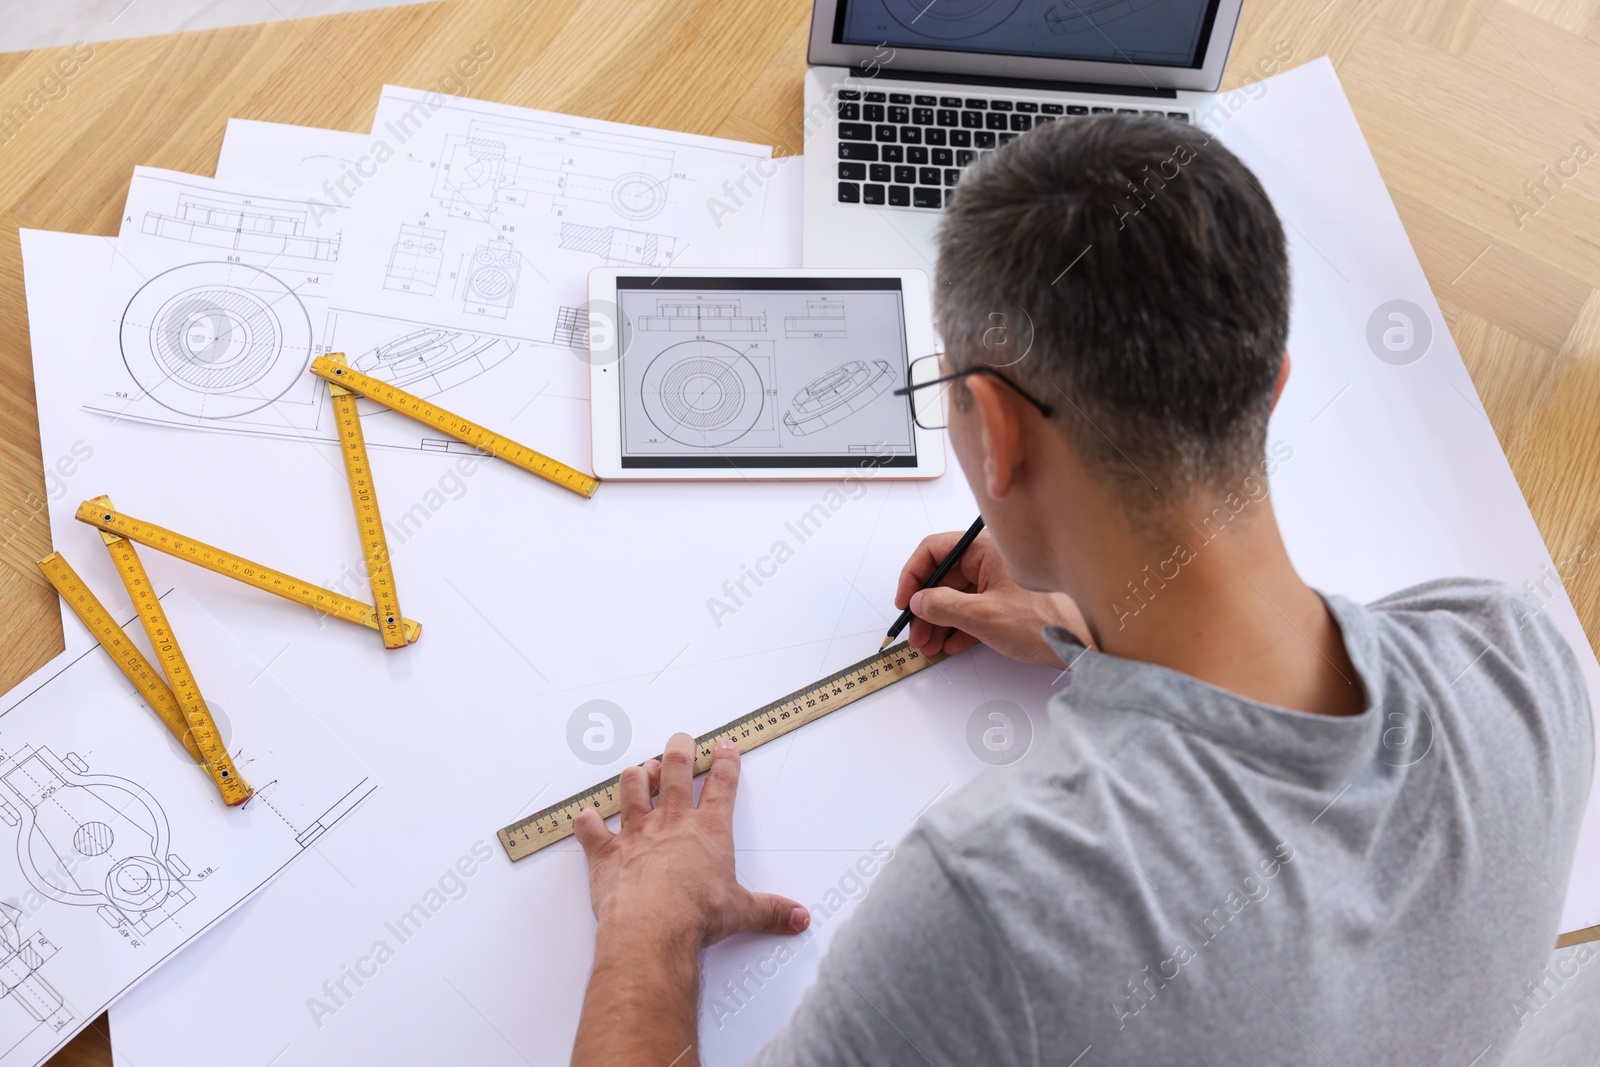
[880,515,986,650]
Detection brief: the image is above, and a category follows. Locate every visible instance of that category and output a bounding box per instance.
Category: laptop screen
[835,0,1223,70]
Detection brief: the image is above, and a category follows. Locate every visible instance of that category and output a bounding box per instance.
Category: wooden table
[2,0,1597,1061]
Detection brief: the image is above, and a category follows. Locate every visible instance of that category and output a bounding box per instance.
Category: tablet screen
[615,276,919,469]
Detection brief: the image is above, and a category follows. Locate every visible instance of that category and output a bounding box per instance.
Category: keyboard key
[888,105,909,123]
[932,147,953,166]
[1015,101,1038,113]
[1091,107,1113,114]
[936,109,959,126]
[918,166,941,185]
[946,189,957,207]
[863,183,886,205]
[864,91,886,102]
[907,146,929,164]
[985,112,1008,130]
[839,122,873,140]
[869,163,891,182]
[939,96,962,107]
[961,110,983,128]
[838,102,860,121]
[900,126,922,143]
[915,94,937,105]
[1068,105,1088,115]
[1035,115,1056,126]
[913,107,934,125]
[863,103,885,122]
[944,168,961,186]
[964,98,988,109]
[975,130,996,148]
[837,89,861,100]
[889,184,911,206]
[924,127,947,145]
[1010,113,1032,131]
[956,148,976,166]
[1168,111,1190,121]
[1116,107,1138,114]
[894,164,916,184]
[950,129,972,147]
[874,125,898,142]
[839,161,866,180]
[890,92,911,104]
[838,182,861,203]
[1145,109,1164,115]
[991,100,1013,111]
[881,144,904,162]
[913,187,942,208]
[999,133,1018,144]
[839,142,878,160]
[1041,102,1064,114]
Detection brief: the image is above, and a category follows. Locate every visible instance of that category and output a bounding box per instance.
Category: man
[568,116,1593,1064]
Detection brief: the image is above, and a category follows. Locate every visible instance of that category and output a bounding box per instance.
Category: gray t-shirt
[751,579,1593,1066]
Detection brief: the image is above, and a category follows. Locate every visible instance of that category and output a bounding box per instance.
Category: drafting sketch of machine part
[352,328,515,396]
[0,747,195,937]
[84,168,339,440]
[385,225,446,295]
[433,119,675,221]
[141,192,339,261]
[638,300,766,332]
[783,360,895,436]
[0,904,69,1033]
[460,244,520,317]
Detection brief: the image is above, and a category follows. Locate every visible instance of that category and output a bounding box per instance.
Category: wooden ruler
[75,498,422,644]
[496,642,943,861]
[308,355,600,500]
[37,552,204,764]
[97,520,253,806]
[323,353,406,650]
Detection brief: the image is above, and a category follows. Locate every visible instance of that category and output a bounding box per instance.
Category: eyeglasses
[894,353,1055,431]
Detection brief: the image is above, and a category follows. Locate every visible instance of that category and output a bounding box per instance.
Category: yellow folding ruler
[496,642,943,860]
[38,547,252,806]
[307,355,600,499]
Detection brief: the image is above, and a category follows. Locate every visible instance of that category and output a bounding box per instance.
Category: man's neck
[1077,506,1365,717]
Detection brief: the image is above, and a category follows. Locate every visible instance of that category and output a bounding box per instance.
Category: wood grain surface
[1,0,1597,1062]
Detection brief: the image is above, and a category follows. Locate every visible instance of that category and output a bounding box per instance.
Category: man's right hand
[894,530,1091,667]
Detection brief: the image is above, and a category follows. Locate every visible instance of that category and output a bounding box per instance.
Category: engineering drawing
[0,747,196,937]
[353,328,515,395]
[119,261,316,420]
[460,245,521,318]
[882,0,1021,38]
[783,301,847,339]
[142,193,339,261]
[431,118,675,222]
[640,339,766,448]
[384,225,447,295]
[1042,0,1163,34]
[783,360,896,436]
[0,904,70,1033]
[552,306,588,347]
[637,300,766,332]
[559,223,677,267]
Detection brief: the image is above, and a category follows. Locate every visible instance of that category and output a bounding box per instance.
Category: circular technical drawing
[610,172,667,220]
[883,0,1023,39]
[783,359,896,436]
[74,821,115,857]
[640,340,764,448]
[104,856,174,911]
[121,262,314,419]
[467,247,519,300]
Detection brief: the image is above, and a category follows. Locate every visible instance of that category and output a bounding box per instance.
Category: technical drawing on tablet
[604,275,934,473]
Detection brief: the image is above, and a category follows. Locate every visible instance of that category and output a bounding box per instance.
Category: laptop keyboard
[835,89,1191,210]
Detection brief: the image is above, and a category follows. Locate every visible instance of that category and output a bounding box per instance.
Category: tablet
[588,268,943,480]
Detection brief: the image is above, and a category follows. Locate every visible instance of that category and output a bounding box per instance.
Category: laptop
[802,0,1246,269]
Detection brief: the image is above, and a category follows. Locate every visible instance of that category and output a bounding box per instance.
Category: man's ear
[1271,351,1292,411]
[966,375,1024,499]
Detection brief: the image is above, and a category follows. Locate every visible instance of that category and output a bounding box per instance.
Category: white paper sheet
[19,53,1598,1067]
[0,586,374,1067]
